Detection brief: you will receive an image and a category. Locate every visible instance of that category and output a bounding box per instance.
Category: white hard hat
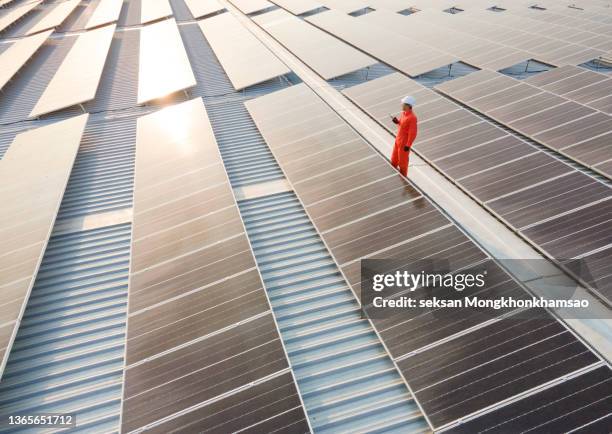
[401,95,416,106]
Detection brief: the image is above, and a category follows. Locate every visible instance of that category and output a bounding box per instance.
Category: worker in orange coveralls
[391,95,418,177]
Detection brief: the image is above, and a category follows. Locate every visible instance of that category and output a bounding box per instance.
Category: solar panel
[0,29,51,92]
[229,0,273,14]
[360,10,531,71]
[137,18,196,104]
[25,0,80,36]
[253,9,376,80]
[269,0,323,15]
[245,83,607,429]
[0,0,41,33]
[122,98,307,432]
[398,313,602,428]
[85,0,123,29]
[0,113,88,379]
[343,72,612,304]
[30,24,116,118]
[317,0,369,13]
[527,65,612,115]
[140,0,172,24]
[198,13,290,90]
[306,10,458,77]
[451,365,612,432]
[183,0,224,18]
[436,69,612,178]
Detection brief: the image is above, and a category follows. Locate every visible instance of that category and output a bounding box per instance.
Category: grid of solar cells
[447,364,612,433]
[269,0,323,15]
[525,65,612,114]
[229,0,274,15]
[245,82,607,431]
[0,0,42,34]
[198,12,290,91]
[0,1,609,431]
[305,9,459,77]
[56,0,97,32]
[139,0,172,24]
[470,7,612,54]
[359,9,532,71]
[0,35,79,125]
[85,0,123,29]
[0,114,88,379]
[419,8,606,66]
[253,8,376,80]
[137,18,195,104]
[435,68,612,179]
[121,98,307,432]
[23,0,80,36]
[30,23,116,119]
[343,72,612,305]
[0,29,51,92]
[183,0,224,18]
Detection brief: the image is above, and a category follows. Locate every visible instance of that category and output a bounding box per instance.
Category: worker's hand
[403,146,410,152]
[392,117,399,124]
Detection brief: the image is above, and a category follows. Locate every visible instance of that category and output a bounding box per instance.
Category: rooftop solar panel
[140,0,172,24]
[0,0,41,33]
[0,113,88,379]
[436,69,612,178]
[526,65,612,115]
[183,0,224,18]
[198,13,290,90]
[29,24,116,118]
[25,0,80,36]
[306,9,458,77]
[121,98,307,432]
[245,82,607,429]
[0,29,51,92]
[253,9,376,80]
[229,0,273,14]
[137,18,196,104]
[398,313,602,429]
[85,0,123,29]
[450,365,612,433]
[343,72,612,304]
[269,0,323,15]
[317,0,369,13]
[361,10,531,71]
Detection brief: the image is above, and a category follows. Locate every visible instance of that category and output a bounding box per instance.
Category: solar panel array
[24,0,80,36]
[30,24,116,118]
[183,0,224,19]
[137,18,195,104]
[85,0,123,29]
[435,69,612,178]
[0,0,610,431]
[343,72,612,304]
[229,0,274,15]
[245,82,610,431]
[0,114,88,377]
[0,0,41,33]
[268,0,323,15]
[253,9,376,79]
[122,98,308,432]
[139,0,172,24]
[198,12,290,90]
[306,9,459,77]
[0,29,51,91]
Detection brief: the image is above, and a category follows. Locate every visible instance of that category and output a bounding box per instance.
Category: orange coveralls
[391,110,418,177]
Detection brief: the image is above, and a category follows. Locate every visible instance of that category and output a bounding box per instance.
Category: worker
[391,95,418,177]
